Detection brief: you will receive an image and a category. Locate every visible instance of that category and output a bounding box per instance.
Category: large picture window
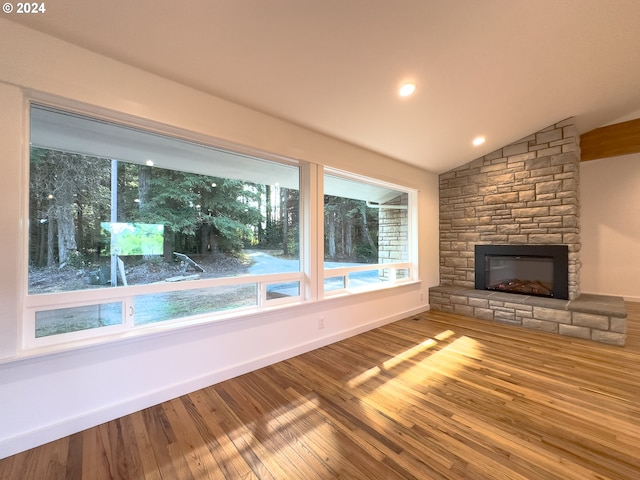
[27,105,301,344]
[24,103,417,349]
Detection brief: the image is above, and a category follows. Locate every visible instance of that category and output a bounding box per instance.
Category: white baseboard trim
[0,305,429,459]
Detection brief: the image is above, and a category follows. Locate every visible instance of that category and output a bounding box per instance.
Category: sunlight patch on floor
[382,339,437,370]
[434,329,455,341]
[266,389,322,434]
[345,330,482,391]
[347,366,382,389]
[389,335,481,386]
[331,329,486,437]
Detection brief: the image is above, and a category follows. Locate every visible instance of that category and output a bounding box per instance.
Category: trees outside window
[323,172,412,293]
[27,105,301,340]
[324,195,379,263]
[25,104,414,346]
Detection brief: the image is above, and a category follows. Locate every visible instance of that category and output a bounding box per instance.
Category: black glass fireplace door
[475,245,569,299]
[485,255,553,296]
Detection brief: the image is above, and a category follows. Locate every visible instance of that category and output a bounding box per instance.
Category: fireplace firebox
[475,245,569,300]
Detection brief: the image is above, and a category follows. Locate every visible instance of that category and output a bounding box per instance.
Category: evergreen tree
[29,148,110,267]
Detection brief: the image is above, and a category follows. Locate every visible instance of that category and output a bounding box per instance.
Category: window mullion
[300,162,322,302]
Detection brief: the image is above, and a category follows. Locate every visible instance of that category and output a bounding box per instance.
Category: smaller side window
[323,172,414,294]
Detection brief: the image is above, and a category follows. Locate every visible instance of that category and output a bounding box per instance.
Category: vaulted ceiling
[9,0,640,173]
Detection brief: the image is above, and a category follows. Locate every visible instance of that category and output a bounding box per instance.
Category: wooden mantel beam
[580,118,640,161]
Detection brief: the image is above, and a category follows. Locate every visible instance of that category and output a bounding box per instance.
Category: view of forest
[28,148,382,293]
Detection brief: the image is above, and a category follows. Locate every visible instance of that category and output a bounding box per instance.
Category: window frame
[23,271,305,349]
[20,95,419,353]
[321,167,418,297]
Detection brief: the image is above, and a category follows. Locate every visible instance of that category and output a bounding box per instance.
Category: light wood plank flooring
[2,303,639,479]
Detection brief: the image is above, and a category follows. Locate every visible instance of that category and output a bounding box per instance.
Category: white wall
[580,153,640,301]
[0,19,440,458]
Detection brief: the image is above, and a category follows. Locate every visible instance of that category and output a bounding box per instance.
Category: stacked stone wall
[439,118,581,299]
[379,193,409,280]
[431,118,627,345]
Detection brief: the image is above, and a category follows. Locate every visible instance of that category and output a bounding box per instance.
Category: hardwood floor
[2,304,639,479]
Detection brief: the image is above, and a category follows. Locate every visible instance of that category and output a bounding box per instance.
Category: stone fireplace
[429,118,627,345]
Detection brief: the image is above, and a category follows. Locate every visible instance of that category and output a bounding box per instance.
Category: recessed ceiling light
[472,136,486,146]
[146,160,154,166]
[399,83,416,97]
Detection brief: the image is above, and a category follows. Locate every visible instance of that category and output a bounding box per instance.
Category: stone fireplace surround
[429,118,627,346]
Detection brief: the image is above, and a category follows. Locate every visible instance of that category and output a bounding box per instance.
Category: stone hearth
[429,286,626,346]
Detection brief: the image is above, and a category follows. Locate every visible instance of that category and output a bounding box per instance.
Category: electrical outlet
[318,317,325,329]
